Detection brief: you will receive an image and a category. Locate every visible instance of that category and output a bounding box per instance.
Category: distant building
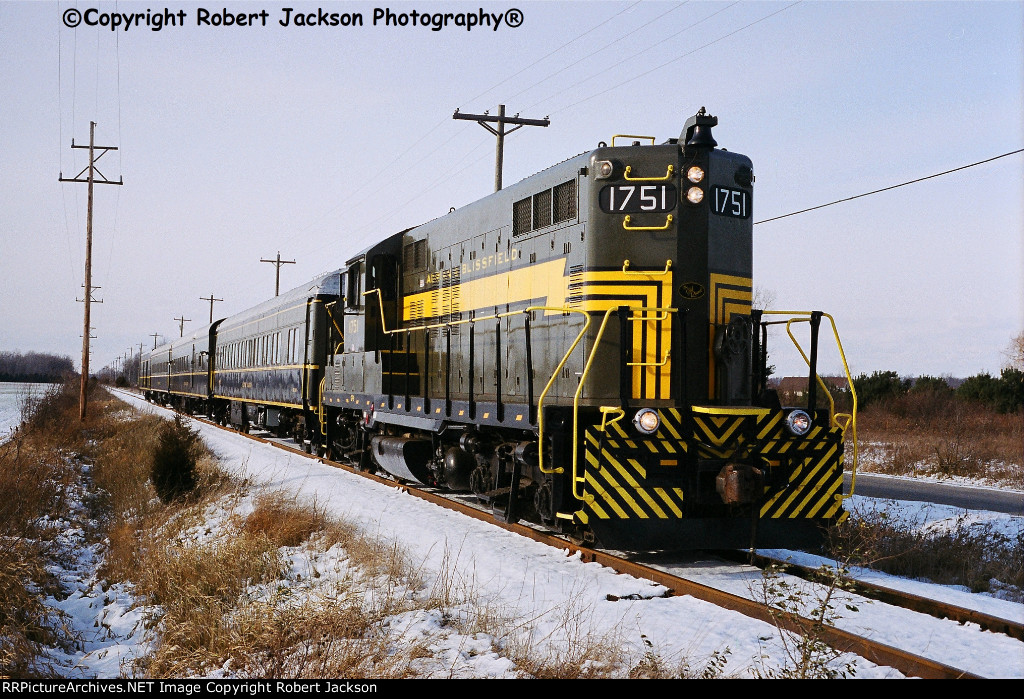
[771,376,849,396]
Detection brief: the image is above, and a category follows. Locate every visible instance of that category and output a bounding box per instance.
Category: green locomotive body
[317,111,857,549]
[142,111,857,550]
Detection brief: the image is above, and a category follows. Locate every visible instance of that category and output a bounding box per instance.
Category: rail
[118,387,988,679]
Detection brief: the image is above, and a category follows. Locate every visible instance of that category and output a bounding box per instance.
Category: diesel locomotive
[141,109,858,550]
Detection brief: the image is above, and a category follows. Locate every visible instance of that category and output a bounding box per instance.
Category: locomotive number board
[599,184,676,214]
[711,186,750,219]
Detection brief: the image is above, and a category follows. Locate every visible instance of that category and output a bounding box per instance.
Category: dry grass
[828,501,1024,598]
[0,541,63,677]
[3,384,741,679]
[125,486,736,679]
[837,392,1023,597]
[0,380,114,677]
[123,490,429,678]
[852,392,1023,488]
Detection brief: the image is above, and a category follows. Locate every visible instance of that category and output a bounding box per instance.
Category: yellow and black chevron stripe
[579,426,686,524]
[401,260,674,401]
[708,272,752,398]
[575,406,844,524]
[690,407,838,456]
[578,267,672,400]
[761,449,846,521]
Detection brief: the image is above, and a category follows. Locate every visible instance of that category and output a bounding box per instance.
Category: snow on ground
[13,389,1024,678]
[0,382,48,442]
[37,462,156,678]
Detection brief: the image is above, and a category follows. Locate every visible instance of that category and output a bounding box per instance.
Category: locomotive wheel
[533,483,554,523]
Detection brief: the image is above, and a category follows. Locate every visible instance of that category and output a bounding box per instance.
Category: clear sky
[1,0,1021,379]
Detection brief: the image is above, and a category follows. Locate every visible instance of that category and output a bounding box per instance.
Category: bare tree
[1006,332,1024,370]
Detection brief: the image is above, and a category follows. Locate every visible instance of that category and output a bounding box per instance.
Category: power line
[284,2,648,254]
[461,1,643,108]
[754,149,1024,225]
[550,2,799,117]
[502,2,689,105]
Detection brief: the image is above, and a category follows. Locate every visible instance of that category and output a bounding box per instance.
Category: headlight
[785,410,812,436]
[596,160,615,179]
[633,408,660,435]
[686,186,704,204]
[687,166,705,183]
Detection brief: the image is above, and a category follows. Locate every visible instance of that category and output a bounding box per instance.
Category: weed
[751,561,859,679]
[151,415,201,503]
[829,502,1023,598]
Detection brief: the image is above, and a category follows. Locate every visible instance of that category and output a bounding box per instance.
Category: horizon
[1,2,1021,379]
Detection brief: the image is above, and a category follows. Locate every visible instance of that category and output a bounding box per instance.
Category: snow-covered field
[0,381,49,442]
[10,388,1024,679]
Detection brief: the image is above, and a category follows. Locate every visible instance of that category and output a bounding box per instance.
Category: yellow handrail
[760,310,859,500]
[624,164,675,181]
[622,259,672,276]
[317,375,327,436]
[363,289,572,336]
[535,307,592,475]
[571,307,619,500]
[627,349,671,367]
[599,406,625,432]
[629,310,671,321]
[623,214,673,231]
[611,134,655,146]
[362,288,590,476]
[774,317,840,423]
[324,300,345,337]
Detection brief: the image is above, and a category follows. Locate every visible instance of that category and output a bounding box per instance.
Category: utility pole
[60,121,122,421]
[260,252,295,296]
[150,332,160,349]
[200,294,223,323]
[174,316,191,337]
[453,104,549,191]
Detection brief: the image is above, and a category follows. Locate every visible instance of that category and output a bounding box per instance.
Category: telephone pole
[200,294,223,323]
[150,332,160,349]
[60,121,123,421]
[175,316,191,337]
[260,252,295,296]
[453,104,549,191]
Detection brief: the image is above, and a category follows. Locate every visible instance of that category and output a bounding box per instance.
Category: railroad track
[115,390,1013,678]
[721,549,1024,643]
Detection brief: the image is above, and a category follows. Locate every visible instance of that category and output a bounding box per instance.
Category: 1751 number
[711,186,750,219]
[600,184,676,213]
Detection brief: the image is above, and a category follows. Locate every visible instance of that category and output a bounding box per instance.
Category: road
[845,472,1024,515]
